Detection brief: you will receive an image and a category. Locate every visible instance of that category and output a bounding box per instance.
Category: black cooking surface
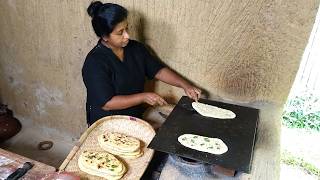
[148,96,259,173]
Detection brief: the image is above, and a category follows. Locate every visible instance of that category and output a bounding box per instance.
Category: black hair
[87,1,128,37]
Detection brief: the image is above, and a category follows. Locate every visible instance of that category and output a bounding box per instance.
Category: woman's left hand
[183,84,201,101]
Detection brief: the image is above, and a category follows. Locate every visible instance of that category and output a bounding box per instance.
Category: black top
[82,39,164,125]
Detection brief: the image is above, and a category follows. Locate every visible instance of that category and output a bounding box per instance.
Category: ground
[280,164,318,180]
[280,126,320,180]
[0,120,75,168]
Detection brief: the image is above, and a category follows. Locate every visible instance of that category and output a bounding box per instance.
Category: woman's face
[104,20,130,49]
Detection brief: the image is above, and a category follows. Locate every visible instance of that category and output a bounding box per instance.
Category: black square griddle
[148,96,259,173]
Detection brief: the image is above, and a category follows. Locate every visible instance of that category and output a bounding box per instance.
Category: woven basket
[59,115,156,179]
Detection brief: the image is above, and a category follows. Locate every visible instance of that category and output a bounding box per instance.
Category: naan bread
[78,150,126,179]
[178,134,228,155]
[100,147,143,159]
[98,132,143,159]
[192,102,236,119]
[102,144,142,156]
[98,132,140,152]
[78,159,124,180]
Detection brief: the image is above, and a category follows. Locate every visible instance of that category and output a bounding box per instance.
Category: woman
[82,1,201,125]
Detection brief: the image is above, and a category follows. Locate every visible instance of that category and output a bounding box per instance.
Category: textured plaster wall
[0,0,319,136]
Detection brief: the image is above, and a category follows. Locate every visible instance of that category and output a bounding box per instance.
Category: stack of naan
[78,132,143,178]
[78,150,126,180]
[98,132,143,159]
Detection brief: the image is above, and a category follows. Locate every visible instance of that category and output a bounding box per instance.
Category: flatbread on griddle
[192,102,236,119]
[178,134,228,155]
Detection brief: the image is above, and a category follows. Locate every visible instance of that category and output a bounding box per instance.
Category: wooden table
[0,148,56,179]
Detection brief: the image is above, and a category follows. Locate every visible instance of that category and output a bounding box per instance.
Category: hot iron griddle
[148,96,259,173]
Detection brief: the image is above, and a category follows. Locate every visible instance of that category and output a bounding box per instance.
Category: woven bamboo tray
[59,115,156,179]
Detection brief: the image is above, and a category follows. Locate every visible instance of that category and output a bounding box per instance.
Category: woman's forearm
[155,67,201,101]
[155,67,190,88]
[102,94,143,111]
[102,92,167,110]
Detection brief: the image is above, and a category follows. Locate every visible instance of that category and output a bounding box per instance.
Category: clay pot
[0,107,21,142]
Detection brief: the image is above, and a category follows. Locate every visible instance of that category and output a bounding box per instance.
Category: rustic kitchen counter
[0,148,56,179]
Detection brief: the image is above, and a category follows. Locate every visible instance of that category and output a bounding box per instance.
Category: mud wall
[0,0,319,136]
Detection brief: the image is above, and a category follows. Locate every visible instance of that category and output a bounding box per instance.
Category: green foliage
[282,90,320,131]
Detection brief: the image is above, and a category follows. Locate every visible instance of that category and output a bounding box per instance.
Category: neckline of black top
[97,39,127,63]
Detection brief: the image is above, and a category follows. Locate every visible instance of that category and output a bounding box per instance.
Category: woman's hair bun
[87,1,103,18]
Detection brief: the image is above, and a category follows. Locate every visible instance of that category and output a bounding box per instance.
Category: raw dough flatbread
[192,102,236,119]
[78,150,126,179]
[178,134,228,155]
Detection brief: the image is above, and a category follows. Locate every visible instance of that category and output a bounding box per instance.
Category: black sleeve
[141,44,165,79]
[82,58,115,107]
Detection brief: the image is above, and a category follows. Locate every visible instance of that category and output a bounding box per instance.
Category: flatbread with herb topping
[98,132,143,159]
[178,134,228,155]
[99,132,141,152]
[78,150,126,179]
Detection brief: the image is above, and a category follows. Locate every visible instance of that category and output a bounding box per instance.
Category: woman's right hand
[141,92,168,106]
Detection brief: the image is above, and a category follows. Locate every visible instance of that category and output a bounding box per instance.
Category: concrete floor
[0,119,76,168]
